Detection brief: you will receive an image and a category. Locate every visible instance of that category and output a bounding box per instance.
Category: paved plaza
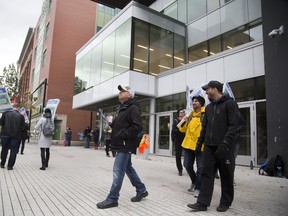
[0,141,288,216]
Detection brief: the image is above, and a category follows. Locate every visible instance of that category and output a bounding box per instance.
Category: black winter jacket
[0,110,25,139]
[111,99,142,154]
[197,95,239,148]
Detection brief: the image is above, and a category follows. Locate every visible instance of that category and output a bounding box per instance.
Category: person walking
[83,126,91,148]
[34,108,54,170]
[104,125,116,157]
[171,109,185,176]
[65,127,72,146]
[188,81,239,212]
[0,103,25,170]
[97,85,148,209]
[91,127,100,149]
[179,96,205,198]
[19,123,29,154]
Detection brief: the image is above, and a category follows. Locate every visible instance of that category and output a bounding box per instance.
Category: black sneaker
[7,167,13,170]
[187,202,207,211]
[217,203,229,212]
[178,171,183,176]
[131,191,148,202]
[40,166,46,170]
[0,165,4,169]
[96,200,118,209]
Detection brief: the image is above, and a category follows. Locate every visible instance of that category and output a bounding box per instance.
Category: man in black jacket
[0,103,25,170]
[188,81,239,212]
[171,109,185,176]
[97,85,148,209]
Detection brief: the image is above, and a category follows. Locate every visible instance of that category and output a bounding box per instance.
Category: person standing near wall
[171,109,185,176]
[65,127,72,146]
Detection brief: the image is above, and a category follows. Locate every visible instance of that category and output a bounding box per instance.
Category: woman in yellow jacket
[179,96,205,197]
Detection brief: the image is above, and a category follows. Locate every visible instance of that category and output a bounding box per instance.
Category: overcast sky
[0,0,43,74]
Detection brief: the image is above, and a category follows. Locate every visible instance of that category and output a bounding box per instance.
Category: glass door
[156,113,173,156]
[236,103,256,166]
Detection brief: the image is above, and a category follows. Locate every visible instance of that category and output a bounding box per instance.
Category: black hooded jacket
[197,95,239,148]
[0,110,25,139]
[111,99,142,154]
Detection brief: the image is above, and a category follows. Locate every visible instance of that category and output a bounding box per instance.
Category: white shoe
[194,189,200,198]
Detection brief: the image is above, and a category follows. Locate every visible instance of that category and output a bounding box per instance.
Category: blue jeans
[107,152,146,202]
[1,136,20,168]
[184,149,203,190]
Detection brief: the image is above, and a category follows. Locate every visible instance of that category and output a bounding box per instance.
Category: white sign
[45,99,60,119]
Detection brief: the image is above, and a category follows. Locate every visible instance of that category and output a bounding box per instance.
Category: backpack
[259,155,285,177]
[42,118,55,137]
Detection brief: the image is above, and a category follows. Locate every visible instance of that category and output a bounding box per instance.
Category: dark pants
[66,138,71,146]
[40,148,50,167]
[105,139,116,156]
[184,148,203,190]
[1,136,20,168]
[174,142,183,173]
[197,145,235,207]
[20,138,26,153]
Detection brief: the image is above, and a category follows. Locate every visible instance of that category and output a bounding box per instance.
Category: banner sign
[45,99,60,119]
[19,107,29,123]
[0,87,13,112]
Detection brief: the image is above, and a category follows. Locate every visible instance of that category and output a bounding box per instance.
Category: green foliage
[0,64,19,99]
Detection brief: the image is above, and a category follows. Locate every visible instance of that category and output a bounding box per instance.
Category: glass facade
[163,0,234,24]
[75,18,185,95]
[188,20,262,62]
[156,93,186,113]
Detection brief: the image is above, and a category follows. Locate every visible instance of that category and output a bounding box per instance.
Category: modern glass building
[73,0,266,167]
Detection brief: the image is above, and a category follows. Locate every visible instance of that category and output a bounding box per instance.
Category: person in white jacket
[34,108,53,170]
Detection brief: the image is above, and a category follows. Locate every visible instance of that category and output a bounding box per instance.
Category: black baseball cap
[202,81,223,92]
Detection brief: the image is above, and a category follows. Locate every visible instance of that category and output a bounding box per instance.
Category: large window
[156,93,186,112]
[133,20,149,73]
[188,21,262,62]
[188,41,208,62]
[150,25,173,75]
[114,20,131,76]
[90,44,102,87]
[101,32,115,82]
[229,76,265,102]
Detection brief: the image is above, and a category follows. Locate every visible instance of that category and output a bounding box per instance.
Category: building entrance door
[236,103,256,166]
[156,113,173,156]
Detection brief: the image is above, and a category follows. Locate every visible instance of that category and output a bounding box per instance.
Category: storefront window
[114,20,131,76]
[150,25,173,75]
[156,93,186,112]
[101,32,115,82]
[133,20,149,73]
[188,41,208,62]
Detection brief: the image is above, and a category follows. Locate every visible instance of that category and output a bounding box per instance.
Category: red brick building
[19,0,97,142]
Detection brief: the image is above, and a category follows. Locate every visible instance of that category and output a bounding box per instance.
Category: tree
[0,64,19,100]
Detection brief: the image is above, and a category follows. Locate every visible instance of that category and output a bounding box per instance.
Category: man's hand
[195,143,202,156]
[215,143,228,159]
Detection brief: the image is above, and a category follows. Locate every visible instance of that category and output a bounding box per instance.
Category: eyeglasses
[179,111,185,113]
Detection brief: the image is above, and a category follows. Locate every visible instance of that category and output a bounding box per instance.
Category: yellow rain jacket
[179,107,205,151]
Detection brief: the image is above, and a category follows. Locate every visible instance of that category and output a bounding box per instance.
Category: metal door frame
[155,112,173,156]
[236,102,257,166]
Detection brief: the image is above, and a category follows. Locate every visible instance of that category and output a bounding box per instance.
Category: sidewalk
[0,142,287,216]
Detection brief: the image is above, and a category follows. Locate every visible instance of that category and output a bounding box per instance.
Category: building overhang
[73,71,156,111]
[90,0,157,9]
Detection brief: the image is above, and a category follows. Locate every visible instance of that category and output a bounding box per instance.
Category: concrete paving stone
[0,141,288,215]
